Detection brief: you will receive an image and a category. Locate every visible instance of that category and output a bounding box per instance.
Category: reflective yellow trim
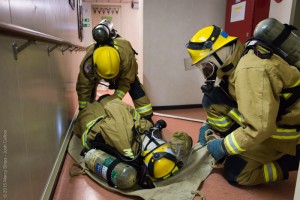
[123,149,134,158]
[81,132,89,149]
[113,40,118,50]
[133,110,141,120]
[272,163,278,181]
[264,162,277,182]
[115,90,126,99]
[228,108,243,122]
[207,115,232,127]
[225,135,237,154]
[263,164,269,182]
[224,132,245,155]
[271,128,300,139]
[276,128,297,132]
[294,79,300,86]
[282,79,300,99]
[271,134,300,139]
[283,93,291,99]
[79,101,87,109]
[136,104,152,114]
[81,116,105,149]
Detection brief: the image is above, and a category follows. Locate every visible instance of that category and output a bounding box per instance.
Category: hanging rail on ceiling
[0,22,86,60]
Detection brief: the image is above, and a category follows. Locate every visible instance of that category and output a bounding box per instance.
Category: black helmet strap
[186,25,221,50]
[212,51,224,66]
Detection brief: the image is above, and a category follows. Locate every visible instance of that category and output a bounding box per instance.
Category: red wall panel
[225,0,270,43]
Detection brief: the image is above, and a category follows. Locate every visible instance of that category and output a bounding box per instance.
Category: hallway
[1,1,300,199]
[52,94,298,200]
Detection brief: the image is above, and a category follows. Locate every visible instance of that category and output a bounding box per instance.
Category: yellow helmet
[186,25,237,65]
[93,46,120,79]
[143,143,183,180]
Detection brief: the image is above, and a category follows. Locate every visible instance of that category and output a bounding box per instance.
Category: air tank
[84,149,137,189]
[253,18,300,69]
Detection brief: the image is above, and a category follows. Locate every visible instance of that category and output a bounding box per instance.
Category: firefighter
[73,94,192,188]
[186,25,300,186]
[76,20,153,122]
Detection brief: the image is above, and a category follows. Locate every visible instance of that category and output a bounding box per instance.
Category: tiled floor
[52,93,299,200]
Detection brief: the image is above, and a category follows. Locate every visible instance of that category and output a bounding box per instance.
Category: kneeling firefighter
[185,18,300,186]
[197,18,300,147]
[76,19,153,122]
[73,95,193,189]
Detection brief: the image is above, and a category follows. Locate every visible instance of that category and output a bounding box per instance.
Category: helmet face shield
[169,131,193,165]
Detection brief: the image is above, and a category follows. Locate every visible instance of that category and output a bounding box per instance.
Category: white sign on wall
[230,1,246,22]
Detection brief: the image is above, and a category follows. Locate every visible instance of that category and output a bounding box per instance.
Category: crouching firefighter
[186,21,300,186]
[76,19,153,123]
[73,94,193,189]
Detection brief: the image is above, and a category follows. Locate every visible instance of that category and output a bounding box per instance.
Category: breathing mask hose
[149,120,167,140]
[154,120,167,130]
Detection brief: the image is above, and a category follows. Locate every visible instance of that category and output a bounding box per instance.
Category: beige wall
[0,0,298,199]
[269,0,294,23]
[143,0,227,107]
[143,0,298,107]
[0,0,85,199]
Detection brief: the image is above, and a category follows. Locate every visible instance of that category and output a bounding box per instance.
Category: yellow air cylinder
[253,18,300,69]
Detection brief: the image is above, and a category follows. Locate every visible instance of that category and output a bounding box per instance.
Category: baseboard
[153,104,203,110]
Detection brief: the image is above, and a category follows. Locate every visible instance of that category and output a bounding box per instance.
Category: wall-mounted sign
[101,16,112,22]
[230,1,246,22]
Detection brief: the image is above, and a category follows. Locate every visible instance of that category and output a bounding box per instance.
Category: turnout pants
[223,142,299,186]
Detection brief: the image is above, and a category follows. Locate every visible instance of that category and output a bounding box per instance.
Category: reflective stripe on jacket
[222,41,300,156]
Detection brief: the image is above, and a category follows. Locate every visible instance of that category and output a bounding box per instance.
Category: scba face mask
[200,61,218,81]
[195,59,219,93]
[92,19,117,45]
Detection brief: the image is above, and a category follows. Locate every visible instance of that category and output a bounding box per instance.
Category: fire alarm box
[225,0,271,43]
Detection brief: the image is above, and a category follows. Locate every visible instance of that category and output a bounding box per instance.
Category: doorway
[91,5,122,35]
